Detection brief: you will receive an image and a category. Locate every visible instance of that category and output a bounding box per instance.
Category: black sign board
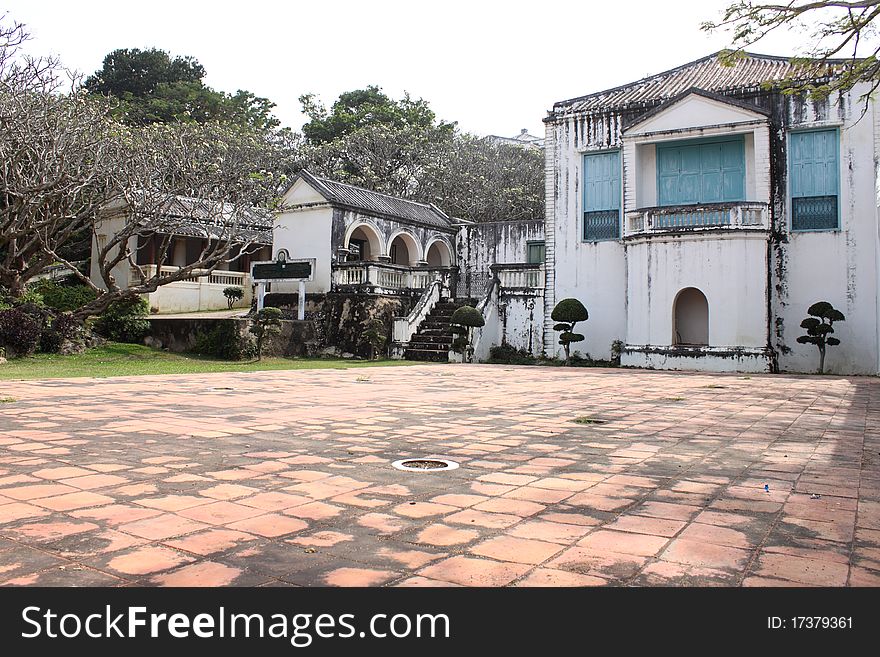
[251,260,312,281]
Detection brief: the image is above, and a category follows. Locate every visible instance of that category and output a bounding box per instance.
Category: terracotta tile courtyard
[1,364,879,587]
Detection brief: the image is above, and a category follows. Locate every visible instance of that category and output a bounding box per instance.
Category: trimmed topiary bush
[551,298,589,366]
[93,296,151,344]
[223,286,244,309]
[797,301,845,374]
[0,307,42,358]
[450,305,485,363]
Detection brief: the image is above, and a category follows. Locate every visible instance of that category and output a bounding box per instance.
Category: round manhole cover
[392,458,459,472]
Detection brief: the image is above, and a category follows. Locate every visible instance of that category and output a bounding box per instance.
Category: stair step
[405,348,450,362]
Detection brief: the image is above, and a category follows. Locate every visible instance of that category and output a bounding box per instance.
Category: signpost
[250,256,315,320]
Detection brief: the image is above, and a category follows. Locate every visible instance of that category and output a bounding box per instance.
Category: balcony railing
[625,202,769,236]
[332,262,456,291]
[129,264,249,287]
[490,263,545,289]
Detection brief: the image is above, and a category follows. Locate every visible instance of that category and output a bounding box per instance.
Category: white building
[543,52,880,375]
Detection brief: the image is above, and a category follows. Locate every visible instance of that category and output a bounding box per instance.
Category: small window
[790,129,839,231]
[527,241,545,264]
[583,151,621,241]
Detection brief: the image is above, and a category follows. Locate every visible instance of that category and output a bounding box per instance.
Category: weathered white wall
[457,220,544,298]
[273,206,333,294]
[626,233,768,348]
[774,86,880,375]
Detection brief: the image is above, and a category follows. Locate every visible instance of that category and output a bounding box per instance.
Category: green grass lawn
[0,343,422,380]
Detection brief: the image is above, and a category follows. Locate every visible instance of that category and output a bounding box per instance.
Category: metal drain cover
[392,458,459,472]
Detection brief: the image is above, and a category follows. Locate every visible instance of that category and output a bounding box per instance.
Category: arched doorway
[345,223,383,262]
[388,232,421,266]
[426,240,453,267]
[673,288,709,346]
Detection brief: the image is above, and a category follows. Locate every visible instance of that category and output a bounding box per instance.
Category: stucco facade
[544,53,880,374]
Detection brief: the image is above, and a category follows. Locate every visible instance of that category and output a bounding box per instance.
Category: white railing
[625,202,770,236]
[129,264,248,287]
[393,279,442,344]
[332,262,456,291]
[492,264,545,289]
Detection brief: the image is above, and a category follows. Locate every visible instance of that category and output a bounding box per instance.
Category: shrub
[488,343,536,365]
[192,322,256,361]
[0,307,42,357]
[31,279,97,312]
[93,296,151,343]
[223,286,244,309]
[450,305,484,363]
[249,307,283,360]
[797,301,846,374]
[359,318,387,360]
[551,298,589,365]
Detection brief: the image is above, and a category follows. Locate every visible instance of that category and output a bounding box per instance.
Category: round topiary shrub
[450,305,485,363]
[551,298,589,365]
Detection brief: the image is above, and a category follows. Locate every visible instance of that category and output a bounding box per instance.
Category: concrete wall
[456,220,544,298]
[273,206,334,294]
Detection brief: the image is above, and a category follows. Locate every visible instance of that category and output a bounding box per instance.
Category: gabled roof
[293,170,453,229]
[549,52,844,119]
[623,87,770,133]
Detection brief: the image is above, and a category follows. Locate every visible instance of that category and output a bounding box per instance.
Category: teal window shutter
[790,129,839,230]
[657,136,745,206]
[583,151,620,241]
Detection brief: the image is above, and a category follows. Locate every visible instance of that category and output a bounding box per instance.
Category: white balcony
[332,262,456,292]
[625,202,770,237]
[491,263,545,290]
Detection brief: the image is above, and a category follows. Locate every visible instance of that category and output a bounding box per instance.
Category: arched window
[426,240,453,267]
[345,224,383,262]
[673,288,709,346]
[388,232,421,266]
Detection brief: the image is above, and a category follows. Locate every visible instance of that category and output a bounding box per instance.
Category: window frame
[654,134,746,207]
[788,126,841,233]
[581,148,622,243]
[526,240,545,264]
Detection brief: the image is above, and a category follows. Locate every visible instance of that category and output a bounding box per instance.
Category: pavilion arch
[387,230,423,266]
[425,237,455,267]
[673,287,709,346]
[343,221,385,262]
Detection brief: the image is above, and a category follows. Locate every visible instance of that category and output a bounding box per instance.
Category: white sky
[3,0,806,136]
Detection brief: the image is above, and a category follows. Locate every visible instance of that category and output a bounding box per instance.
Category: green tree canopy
[85,47,281,133]
[299,85,455,145]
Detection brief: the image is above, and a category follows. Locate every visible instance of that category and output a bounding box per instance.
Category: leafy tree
[85,47,281,133]
[796,301,845,374]
[702,1,880,102]
[551,298,589,366]
[223,286,244,309]
[299,86,454,145]
[250,307,283,360]
[450,305,485,363]
[359,318,387,360]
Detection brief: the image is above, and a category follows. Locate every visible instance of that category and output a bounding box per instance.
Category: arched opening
[673,288,709,346]
[345,224,382,262]
[388,232,421,266]
[426,240,453,267]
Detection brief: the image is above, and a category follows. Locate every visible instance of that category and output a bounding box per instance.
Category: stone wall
[147,317,320,358]
[263,292,417,357]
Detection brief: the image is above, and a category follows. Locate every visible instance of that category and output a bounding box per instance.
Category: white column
[256,282,266,311]
[298,280,306,321]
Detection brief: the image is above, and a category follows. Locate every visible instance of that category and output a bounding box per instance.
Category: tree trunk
[563,343,571,366]
[818,346,826,375]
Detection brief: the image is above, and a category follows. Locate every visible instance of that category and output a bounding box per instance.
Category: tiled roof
[550,52,844,118]
[297,170,452,229]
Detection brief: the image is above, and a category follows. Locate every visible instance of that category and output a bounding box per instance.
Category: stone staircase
[404,298,476,362]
